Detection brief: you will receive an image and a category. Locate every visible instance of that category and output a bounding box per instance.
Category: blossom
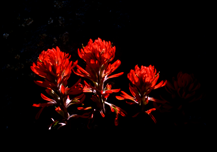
[127,65,167,96]
[73,38,124,84]
[31,46,85,126]
[116,65,167,105]
[30,46,78,89]
[116,65,167,123]
[73,38,125,127]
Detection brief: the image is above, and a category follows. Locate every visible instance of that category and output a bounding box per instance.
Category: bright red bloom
[73,38,124,83]
[30,46,78,89]
[127,65,167,96]
[117,65,167,105]
[31,46,85,124]
[73,38,125,127]
[116,65,167,123]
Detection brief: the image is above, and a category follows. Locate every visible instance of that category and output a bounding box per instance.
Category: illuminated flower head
[73,38,125,126]
[74,38,123,83]
[31,46,85,126]
[127,65,167,97]
[116,65,167,123]
[30,46,78,89]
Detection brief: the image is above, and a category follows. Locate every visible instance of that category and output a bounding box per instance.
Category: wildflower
[116,65,167,123]
[31,46,85,129]
[74,38,123,83]
[31,46,77,89]
[73,38,125,126]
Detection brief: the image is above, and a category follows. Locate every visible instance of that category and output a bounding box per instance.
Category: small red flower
[116,65,167,123]
[127,65,167,96]
[116,65,167,105]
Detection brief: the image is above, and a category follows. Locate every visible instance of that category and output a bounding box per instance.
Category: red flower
[31,46,85,123]
[73,38,125,127]
[31,46,78,89]
[127,65,167,96]
[116,65,167,123]
[73,38,124,83]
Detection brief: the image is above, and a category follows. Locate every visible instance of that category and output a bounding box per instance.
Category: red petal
[84,107,92,110]
[34,80,46,88]
[63,66,70,77]
[151,74,159,88]
[31,65,47,78]
[74,65,90,78]
[145,108,156,115]
[107,72,124,79]
[110,105,115,112]
[148,97,166,103]
[148,113,157,123]
[121,91,135,102]
[104,89,120,94]
[32,103,41,107]
[120,111,126,117]
[40,93,55,102]
[116,96,125,100]
[77,107,84,110]
[153,80,164,89]
[129,83,137,97]
[78,48,84,60]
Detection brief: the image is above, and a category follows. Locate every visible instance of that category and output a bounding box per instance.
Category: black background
[1,0,215,131]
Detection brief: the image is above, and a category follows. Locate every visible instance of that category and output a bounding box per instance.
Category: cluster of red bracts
[31,37,201,129]
[31,47,85,129]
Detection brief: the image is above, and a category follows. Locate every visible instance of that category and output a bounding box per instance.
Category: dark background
[1,0,215,131]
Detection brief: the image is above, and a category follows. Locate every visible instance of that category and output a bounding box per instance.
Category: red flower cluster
[31,46,85,129]
[73,38,126,126]
[31,38,203,129]
[116,65,167,123]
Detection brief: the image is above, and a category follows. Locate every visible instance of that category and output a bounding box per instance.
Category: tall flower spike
[31,46,85,129]
[73,38,125,126]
